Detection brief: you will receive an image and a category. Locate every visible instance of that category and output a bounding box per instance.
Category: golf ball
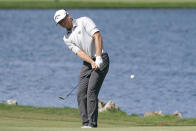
[130,74,135,79]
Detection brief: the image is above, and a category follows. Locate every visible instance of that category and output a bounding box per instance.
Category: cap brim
[55,19,61,25]
[55,17,65,25]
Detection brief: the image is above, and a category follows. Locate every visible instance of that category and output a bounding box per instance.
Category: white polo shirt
[63,17,104,57]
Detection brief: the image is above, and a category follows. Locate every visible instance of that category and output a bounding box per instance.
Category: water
[0,9,196,117]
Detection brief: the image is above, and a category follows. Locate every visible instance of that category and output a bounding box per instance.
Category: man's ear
[66,13,70,18]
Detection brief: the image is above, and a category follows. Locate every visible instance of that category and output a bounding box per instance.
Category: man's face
[58,14,73,30]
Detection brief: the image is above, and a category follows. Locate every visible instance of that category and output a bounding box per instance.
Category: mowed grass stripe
[1,127,196,131]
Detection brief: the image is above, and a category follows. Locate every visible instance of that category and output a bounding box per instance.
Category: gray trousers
[77,53,109,127]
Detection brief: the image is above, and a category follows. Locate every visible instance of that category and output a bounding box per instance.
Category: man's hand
[95,56,103,68]
[77,50,97,69]
[91,61,98,70]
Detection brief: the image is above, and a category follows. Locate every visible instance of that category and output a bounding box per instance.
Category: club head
[58,96,65,100]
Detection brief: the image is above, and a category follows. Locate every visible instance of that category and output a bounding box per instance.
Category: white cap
[54,9,67,24]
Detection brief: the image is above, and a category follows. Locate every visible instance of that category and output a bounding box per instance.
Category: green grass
[1,103,196,131]
[1,127,196,131]
[1,0,196,8]
[0,103,196,129]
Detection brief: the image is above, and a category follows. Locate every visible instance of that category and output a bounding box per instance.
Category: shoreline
[0,1,196,9]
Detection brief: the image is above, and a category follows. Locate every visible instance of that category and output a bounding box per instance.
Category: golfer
[54,9,109,128]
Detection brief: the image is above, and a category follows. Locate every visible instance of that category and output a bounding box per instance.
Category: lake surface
[0,9,196,117]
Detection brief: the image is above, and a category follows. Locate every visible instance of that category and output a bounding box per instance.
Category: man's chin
[67,28,72,31]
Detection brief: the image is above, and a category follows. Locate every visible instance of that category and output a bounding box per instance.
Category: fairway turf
[1,127,196,131]
[0,103,196,130]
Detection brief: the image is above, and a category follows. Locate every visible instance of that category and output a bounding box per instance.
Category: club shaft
[60,70,93,100]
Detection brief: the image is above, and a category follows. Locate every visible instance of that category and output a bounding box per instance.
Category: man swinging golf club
[54,9,109,128]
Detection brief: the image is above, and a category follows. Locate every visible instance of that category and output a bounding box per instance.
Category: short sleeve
[82,17,99,36]
[63,36,80,54]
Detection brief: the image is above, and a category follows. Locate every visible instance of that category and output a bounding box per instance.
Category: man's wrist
[90,59,95,65]
[96,56,102,59]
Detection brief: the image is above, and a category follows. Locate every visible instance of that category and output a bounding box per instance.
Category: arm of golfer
[76,50,97,70]
[93,31,103,57]
[76,32,102,70]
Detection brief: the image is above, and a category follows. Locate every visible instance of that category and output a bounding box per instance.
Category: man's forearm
[76,50,94,64]
[93,32,103,56]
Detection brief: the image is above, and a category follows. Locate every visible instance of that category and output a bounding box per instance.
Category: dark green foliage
[0,1,196,9]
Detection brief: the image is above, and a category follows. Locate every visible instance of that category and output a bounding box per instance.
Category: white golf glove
[95,56,103,68]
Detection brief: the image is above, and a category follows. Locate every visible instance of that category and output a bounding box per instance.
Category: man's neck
[67,18,76,32]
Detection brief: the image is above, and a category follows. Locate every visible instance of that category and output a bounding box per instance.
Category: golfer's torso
[65,17,97,57]
[73,23,95,56]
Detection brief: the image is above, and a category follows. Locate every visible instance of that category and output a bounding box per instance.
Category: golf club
[58,70,93,101]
